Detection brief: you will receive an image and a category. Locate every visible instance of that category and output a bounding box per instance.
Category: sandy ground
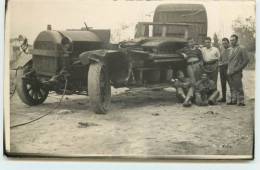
[8,70,254,157]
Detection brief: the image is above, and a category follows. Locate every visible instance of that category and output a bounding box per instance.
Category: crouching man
[173,71,194,107]
[195,74,220,106]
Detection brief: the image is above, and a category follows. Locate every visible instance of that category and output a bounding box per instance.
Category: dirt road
[8,70,254,157]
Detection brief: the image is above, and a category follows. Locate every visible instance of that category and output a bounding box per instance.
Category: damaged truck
[15,4,207,114]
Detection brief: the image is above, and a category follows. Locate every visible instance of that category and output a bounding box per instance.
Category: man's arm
[215,48,220,60]
[197,48,204,62]
[233,47,250,74]
[240,47,250,69]
[173,79,181,88]
[176,47,189,60]
[209,80,217,91]
[194,81,202,92]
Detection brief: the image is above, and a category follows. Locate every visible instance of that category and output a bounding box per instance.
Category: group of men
[173,34,249,107]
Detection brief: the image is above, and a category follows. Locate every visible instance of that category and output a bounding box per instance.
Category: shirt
[177,46,202,63]
[219,46,231,66]
[195,79,216,94]
[201,46,220,62]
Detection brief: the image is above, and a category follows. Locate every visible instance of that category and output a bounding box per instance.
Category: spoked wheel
[16,64,49,106]
[88,63,111,114]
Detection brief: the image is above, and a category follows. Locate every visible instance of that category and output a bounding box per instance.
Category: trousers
[219,64,231,100]
[228,71,245,103]
[202,63,218,83]
[186,62,202,84]
[195,90,220,106]
[176,87,194,103]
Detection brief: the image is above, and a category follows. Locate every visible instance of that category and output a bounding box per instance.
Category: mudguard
[79,49,130,86]
[79,49,124,65]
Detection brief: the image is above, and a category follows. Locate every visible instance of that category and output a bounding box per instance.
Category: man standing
[218,38,231,102]
[201,37,220,84]
[178,38,203,84]
[194,74,220,106]
[227,34,249,106]
[173,71,194,107]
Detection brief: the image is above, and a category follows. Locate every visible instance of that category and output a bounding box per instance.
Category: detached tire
[16,65,49,106]
[88,63,111,114]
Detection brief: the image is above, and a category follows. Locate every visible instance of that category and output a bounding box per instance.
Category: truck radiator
[33,55,59,76]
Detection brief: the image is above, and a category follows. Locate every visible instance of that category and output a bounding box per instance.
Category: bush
[246,51,255,70]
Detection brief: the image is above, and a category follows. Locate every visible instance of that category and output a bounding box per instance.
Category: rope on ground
[10,78,68,129]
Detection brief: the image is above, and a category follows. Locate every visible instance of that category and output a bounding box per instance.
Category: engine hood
[141,37,187,48]
[119,37,187,49]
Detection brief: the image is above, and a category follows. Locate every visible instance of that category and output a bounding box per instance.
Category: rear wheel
[16,64,49,105]
[88,63,111,114]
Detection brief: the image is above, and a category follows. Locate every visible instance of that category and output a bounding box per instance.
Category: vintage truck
[15,4,207,114]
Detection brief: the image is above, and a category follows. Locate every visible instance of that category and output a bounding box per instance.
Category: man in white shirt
[200,37,220,84]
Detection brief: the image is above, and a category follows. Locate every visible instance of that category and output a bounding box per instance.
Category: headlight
[61,37,72,51]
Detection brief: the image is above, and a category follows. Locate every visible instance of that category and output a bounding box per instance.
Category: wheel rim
[24,79,48,103]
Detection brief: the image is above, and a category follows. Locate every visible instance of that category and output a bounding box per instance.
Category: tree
[110,23,131,43]
[232,16,255,51]
[212,33,220,49]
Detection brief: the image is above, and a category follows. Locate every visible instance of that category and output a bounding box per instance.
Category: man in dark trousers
[173,71,194,107]
[194,74,220,106]
[227,34,249,106]
[178,37,203,84]
[218,38,232,102]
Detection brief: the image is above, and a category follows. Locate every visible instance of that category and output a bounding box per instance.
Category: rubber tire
[16,66,49,106]
[88,63,111,114]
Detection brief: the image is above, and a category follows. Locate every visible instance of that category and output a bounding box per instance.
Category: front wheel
[16,65,49,106]
[88,63,111,114]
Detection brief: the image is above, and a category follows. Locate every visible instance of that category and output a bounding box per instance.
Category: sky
[5,0,256,44]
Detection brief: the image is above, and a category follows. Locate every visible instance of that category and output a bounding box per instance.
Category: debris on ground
[221,144,232,149]
[78,122,100,128]
[204,111,219,115]
[57,109,73,115]
[152,113,160,116]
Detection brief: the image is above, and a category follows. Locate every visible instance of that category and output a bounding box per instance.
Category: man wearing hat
[194,73,220,106]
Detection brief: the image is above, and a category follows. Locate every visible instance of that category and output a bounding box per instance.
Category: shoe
[208,100,216,105]
[227,101,237,105]
[237,103,246,106]
[200,102,208,106]
[183,101,192,107]
[218,98,226,102]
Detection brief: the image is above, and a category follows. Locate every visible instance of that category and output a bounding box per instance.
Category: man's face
[230,36,238,47]
[204,40,211,48]
[188,39,195,48]
[222,40,229,49]
[178,72,185,80]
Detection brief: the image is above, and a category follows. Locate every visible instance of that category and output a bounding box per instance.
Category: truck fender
[79,49,130,85]
[79,51,98,65]
[79,49,127,64]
